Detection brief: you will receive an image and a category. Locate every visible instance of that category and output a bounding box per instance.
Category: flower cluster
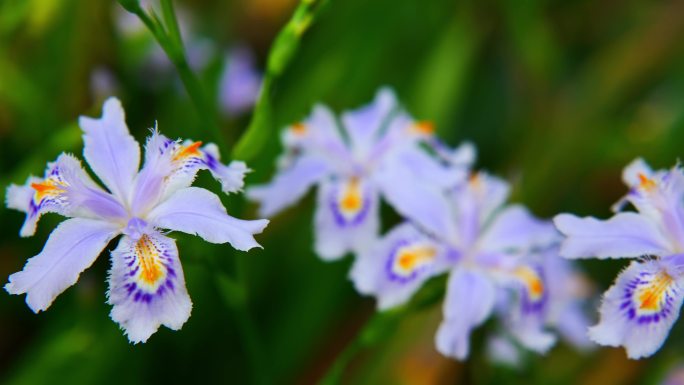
[5,98,268,343]
[555,159,684,359]
[250,88,591,360]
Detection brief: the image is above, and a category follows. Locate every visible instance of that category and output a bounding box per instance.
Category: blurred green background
[2,0,684,384]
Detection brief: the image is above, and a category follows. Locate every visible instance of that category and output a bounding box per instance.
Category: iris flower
[248,88,468,260]
[555,159,684,358]
[5,98,268,343]
[351,171,558,359]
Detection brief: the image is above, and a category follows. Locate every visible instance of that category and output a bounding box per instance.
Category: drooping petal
[435,268,496,360]
[247,155,330,217]
[6,154,126,237]
[504,265,557,353]
[375,165,455,238]
[349,223,450,310]
[554,213,672,259]
[147,187,268,251]
[108,232,192,344]
[79,97,141,202]
[314,177,379,260]
[587,258,684,359]
[479,205,558,254]
[341,87,398,159]
[5,218,119,312]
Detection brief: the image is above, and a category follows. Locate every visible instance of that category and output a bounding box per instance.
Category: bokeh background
[2,0,684,384]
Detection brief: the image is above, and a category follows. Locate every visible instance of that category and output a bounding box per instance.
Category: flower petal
[314,177,379,260]
[588,258,684,359]
[554,213,672,259]
[375,165,455,238]
[6,154,126,237]
[219,46,261,116]
[148,187,268,251]
[79,97,141,202]
[108,232,192,343]
[505,265,557,353]
[479,205,557,254]
[435,268,496,360]
[349,222,449,310]
[5,218,119,312]
[247,155,330,217]
[341,87,397,159]
[132,131,251,213]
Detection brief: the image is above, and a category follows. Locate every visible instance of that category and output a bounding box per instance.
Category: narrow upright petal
[148,187,268,251]
[588,258,684,359]
[108,232,192,343]
[247,155,330,217]
[341,88,397,159]
[554,213,672,259]
[5,218,119,312]
[219,47,262,116]
[314,177,379,260]
[6,154,126,237]
[436,268,496,360]
[79,97,141,202]
[350,223,449,310]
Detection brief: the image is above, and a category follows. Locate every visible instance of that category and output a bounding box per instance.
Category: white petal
[148,187,268,251]
[554,213,672,259]
[435,268,496,360]
[5,218,118,312]
[79,97,141,202]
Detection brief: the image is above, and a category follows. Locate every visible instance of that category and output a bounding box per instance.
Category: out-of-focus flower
[219,46,262,116]
[248,88,469,260]
[662,364,684,385]
[5,98,268,343]
[555,158,684,359]
[351,170,559,360]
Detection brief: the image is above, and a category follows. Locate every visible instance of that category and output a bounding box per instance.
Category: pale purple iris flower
[5,98,268,343]
[486,247,594,366]
[248,88,468,260]
[554,158,684,359]
[351,170,559,360]
[219,47,262,116]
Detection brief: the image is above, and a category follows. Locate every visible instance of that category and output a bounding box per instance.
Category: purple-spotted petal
[588,258,684,359]
[148,187,268,251]
[554,213,672,259]
[247,155,330,217]
[79,97,141,202]
[435,268,496,360]
[504,265,557,353]
[6,154,126,237]
[5,218,119,312]
[349,223,448,310]
[107,232,191,344]
[314,177,379,260]
[479,205,557,254]
[132,131,250,214]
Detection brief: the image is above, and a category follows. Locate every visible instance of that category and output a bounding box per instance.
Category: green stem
[232,0,330,161]
[117,0,225,149]
[317,279,445,385]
